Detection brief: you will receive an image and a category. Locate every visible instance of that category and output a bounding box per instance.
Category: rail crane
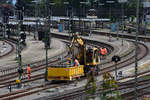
[47,34,100,81]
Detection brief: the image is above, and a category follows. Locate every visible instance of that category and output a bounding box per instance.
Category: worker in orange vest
[100,48,104,55]
[101,48,105,55]
[104,48,107,55]
[74,57,80,66]
[104,48,107,59]
[99,48,105,59]
[27,64,31,80]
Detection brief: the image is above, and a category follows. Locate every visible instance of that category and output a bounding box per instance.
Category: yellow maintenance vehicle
[47,34,100,81]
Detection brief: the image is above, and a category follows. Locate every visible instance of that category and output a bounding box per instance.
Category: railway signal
[20,32,26,45]
[8,84,12,92]
[17,68,23,88]
[44,1,55,82]
[112,55,121,79]
[16,0,24,88]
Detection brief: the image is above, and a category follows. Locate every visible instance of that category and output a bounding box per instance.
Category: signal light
[20,32,26,45]
[112,55,121,63]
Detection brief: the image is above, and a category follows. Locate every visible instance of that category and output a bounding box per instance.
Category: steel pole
[115,62,117,80]
[35,2,38,40]
[90,19,92,36]
[45,42,48,81]
[108,3,111,42]
[49,4,52,46]
[144,9,147,41]
[69,6,71,41]
[116,22,119,40]
[144,18,147,41]
[79,5,81,34]
[18,10,23,87]
[121,3,124,46]
[67,5,69,39]
[134,0,140,99]
[45,1,48,82]
[4,23,6,39]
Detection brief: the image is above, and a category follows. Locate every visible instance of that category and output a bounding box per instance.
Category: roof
[0,4,12,9]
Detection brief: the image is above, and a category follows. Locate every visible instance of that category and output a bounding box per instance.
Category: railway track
[0,52,68,88]
[92,29,150,42]
[37,33,149,100]
[47,72,150,100]
[0,39,16,59]
[0,40,113,89]
[100,41,148,74]
[0,83,67,100]
[0,40,113,99]
[0,41,148,100]
[0,31,149,99]
[0,38,113,80]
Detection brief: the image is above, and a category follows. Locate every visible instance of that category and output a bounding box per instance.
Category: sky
[12,0,16,5]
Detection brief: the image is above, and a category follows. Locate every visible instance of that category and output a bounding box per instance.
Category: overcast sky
[12,0,16,5]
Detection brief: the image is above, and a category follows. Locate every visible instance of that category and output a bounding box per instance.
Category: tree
[127,0,143,9]
[101,72,122,100]
[85,71,97,100]
[0,0,7,4]
[85,72,122,100]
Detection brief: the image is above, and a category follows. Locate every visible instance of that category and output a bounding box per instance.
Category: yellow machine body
[47,34,100,81]
[47,65,84,80]
[85,47,99,66]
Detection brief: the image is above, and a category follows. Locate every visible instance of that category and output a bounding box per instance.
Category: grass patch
[147,24,150,29]
[143,76,150,80]
[130,63,150,73]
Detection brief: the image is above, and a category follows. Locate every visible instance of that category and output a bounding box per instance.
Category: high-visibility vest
[101,49,105,55]
[27,66,31,74]
[104,48,107,55]
[100,48,102,54]
[74,59,80,66]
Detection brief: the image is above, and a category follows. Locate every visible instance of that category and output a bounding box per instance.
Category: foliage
[85,71,97,100]
[128,0,136,9]
[85,71,122,100]
[131,16,135,23]
[111,16,116,23]
[40,0,93,7]
[127,0,143,9]
[101,72,122,100]
[23,0,33,4]
[0,0,7,4]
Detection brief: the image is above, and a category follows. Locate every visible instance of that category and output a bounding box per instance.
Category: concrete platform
[0,40,13,57]
[0,36,67,71]
[94,28,150,37]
